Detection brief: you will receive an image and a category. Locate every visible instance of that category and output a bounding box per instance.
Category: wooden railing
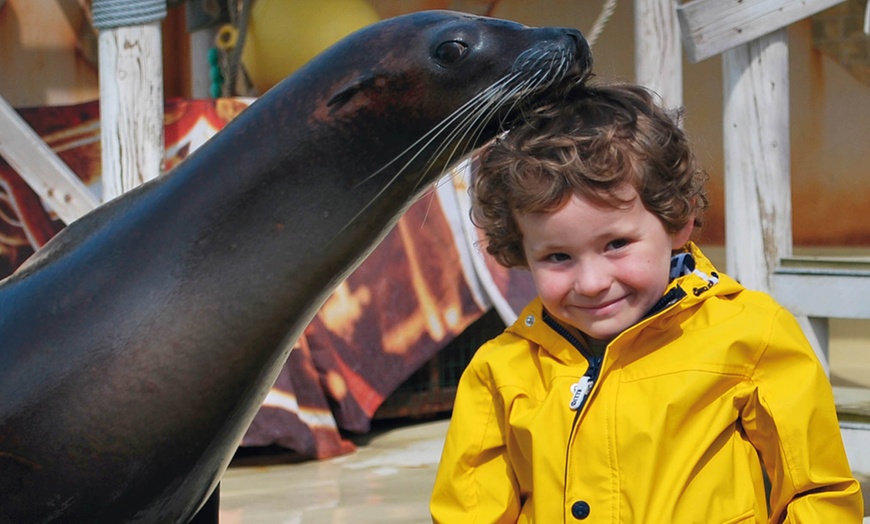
[630,0,855,363]
[663,0,869,476]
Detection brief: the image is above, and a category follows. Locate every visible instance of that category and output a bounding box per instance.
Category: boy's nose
[572,263,611,297]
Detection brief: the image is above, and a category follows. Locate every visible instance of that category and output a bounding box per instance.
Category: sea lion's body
[0,10,590,523]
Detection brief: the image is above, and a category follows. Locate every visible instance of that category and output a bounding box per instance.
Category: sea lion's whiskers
[416,70,578,201]
[345,44,582,236]
[422,68,554,165]
[355,73,523,189]
[414,80,520,179]
[442,75,545,161]
[335,74,529,239]
[335,100,499,236]
[413,65,570,193]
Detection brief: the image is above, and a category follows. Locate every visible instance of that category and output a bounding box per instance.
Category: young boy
[430,81,863,523]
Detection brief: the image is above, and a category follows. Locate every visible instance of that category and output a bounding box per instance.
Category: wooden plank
[98,23,165,201]
[677,0,846,63]
[778,270,870,319]
[0,95,99,224]
[780,255,870,272]
[722,29,791,294]
[634,0,683,108]
[773,261,870,319]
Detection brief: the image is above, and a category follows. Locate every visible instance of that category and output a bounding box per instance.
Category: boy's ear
[671,218,695,249]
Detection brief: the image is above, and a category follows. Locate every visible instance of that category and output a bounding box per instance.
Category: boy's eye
[547,252,571,263]
[607,238,629,250]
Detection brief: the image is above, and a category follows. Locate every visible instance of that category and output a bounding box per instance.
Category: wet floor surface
[219,419,448,523]
[220,418,870,523]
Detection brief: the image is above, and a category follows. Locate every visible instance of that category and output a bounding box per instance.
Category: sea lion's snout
[510,26,593,88]
[541,26,592,81]
[564,28,593,78]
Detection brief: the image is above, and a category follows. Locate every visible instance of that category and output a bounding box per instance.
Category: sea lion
[0,10,591,523]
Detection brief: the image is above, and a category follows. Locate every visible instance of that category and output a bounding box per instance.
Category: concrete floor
[219,417,869,523]
[219,418,448,523]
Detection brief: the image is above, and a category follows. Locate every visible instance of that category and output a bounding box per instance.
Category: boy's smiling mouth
[572,295,626,315]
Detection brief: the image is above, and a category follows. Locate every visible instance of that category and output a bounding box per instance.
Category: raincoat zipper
[543,310,603,522]
[543,309,604,414]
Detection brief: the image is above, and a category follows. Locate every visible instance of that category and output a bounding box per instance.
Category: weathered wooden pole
[92,0,167,202]
[723,32,835,368]
[634,0,683,108]
[722,30,792,293]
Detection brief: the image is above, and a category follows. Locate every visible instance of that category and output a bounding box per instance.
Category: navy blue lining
[645,286,687,319]
[543,309,593,360]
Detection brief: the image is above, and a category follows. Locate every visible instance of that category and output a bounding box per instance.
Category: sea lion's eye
[434,41,468,65]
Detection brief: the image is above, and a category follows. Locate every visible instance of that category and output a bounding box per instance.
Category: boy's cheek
[533,277,571,308]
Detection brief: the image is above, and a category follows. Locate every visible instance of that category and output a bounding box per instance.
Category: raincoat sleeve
[741,306,864,522]
[430,354,521,523]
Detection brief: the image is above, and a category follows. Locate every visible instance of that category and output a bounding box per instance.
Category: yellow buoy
[241,0,380,93]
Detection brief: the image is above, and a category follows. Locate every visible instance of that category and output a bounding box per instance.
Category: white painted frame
[0,96,99,224]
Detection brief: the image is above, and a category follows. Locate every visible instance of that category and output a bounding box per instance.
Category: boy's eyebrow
[526,222,640,252]
[525,241,566,255]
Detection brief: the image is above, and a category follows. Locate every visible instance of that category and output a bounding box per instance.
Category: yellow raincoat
[431,243,863,523]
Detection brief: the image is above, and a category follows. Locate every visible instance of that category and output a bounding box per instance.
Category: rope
[92,0,167,29]
[215,0,253,97]
[587,0,618,48]
[227,0,252,96]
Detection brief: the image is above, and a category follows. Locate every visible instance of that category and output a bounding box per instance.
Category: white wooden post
[634,0,683,108]
[92,0,167,202]
[719,32,834,369]
[722,30,792,293]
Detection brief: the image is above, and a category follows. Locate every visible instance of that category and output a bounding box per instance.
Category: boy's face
[517,185,693,342]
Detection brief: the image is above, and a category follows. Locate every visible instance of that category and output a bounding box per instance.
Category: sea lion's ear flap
[327,74,378,108]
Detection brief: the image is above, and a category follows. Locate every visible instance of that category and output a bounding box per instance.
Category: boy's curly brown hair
[471,80,709,269]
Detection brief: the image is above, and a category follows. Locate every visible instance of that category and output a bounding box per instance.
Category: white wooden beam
[722,29,792,293]
[676,0,846,63]
[773,258,870,319]
[635,0,683,108]
[0,95,99,224]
